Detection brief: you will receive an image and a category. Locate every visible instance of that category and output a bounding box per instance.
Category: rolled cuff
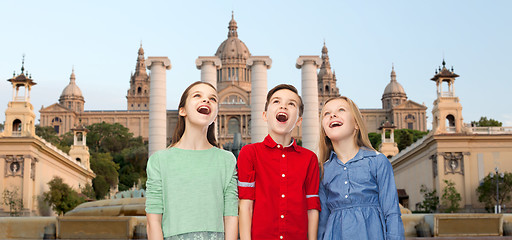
[306,196,321,211]
[238,187,255,200]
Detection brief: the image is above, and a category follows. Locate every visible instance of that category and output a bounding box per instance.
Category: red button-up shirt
[238,135,321,240]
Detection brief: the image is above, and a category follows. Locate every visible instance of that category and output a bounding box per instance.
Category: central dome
[215,14,251,60]
[60,70,83,98]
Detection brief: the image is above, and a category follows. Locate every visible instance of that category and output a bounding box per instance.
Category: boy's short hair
[264,84,304,117]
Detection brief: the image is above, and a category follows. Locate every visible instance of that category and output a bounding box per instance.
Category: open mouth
[197,105,211,115]
[276,112,288,123]
[329,121,343,128]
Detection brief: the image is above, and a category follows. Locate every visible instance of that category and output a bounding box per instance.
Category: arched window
[76,158,81,163]
[137,87,142,94]
[12,119,22,132]
[52,117,62,134]
[446,114,455,132]
[228,118,240,135]
[77,132,83,142]
[325,85,330,93]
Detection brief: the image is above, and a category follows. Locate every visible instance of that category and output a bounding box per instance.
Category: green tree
[471,116,503,127]
[417,185,439,213]
[2,187,24,216]
[441,179,461,213]
[0,123,4,131]
[43,177,84,215]
[477,172,512,212]
[86,122,134,154]
[80,183,96,200]
[393,129,428,151]
[90,152,119,199]
[368,132,381,150]
[35,125,60,145]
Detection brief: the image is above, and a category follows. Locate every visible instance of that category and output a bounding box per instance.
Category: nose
[330,113,337,118]
[202,98,209,103]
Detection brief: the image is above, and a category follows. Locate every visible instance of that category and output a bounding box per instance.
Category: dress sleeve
[237,145,256,200]
[145,153,163,214]
[318,175,330,240]
[305,153,321,210]
[375,154,405,240]
[224,153,239,216]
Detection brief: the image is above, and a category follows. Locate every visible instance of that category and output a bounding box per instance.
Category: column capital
[146,57,171,70]
[296,55,321,69]
[247,56,272,69]
[195,56,222,70]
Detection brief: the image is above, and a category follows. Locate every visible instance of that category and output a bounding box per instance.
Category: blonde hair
[318,96,375,175]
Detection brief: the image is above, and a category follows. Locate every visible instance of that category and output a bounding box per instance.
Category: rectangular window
[408,122,413,129]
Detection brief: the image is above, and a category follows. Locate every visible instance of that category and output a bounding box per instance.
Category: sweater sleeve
[145,153,163,214]
[224,153,239,216]
[375,154,405,240]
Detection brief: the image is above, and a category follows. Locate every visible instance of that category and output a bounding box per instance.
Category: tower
[378,121,399,158]
[127,44,150,110]
[59,68,85,112]
[3,58,37,137]
[431,60,463,134]
[215,12,252,93]
[69,124,91,170]
[381,65,407,109]
[317,42,340,109]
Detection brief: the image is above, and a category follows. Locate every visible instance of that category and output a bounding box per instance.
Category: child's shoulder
[361,148,390,165]
[213,147,236,160]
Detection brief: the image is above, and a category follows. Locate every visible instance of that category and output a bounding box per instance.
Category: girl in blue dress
[318,96,404,240]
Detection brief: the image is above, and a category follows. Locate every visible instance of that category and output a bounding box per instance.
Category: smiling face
[179,83,218,128]
[263,89,302,137]
[321,98,359,143]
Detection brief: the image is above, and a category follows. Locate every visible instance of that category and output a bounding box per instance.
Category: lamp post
[490,167,505,213]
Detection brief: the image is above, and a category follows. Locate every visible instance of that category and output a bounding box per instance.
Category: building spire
[21,54,25,73]
[321,41,331,70]
[70,66,76,84]
[135,43,147,75]
[228,11,238,38]
[390,63,396,82]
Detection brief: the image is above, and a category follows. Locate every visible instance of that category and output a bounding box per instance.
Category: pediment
[39,103,72,113]
[393,100,427,110]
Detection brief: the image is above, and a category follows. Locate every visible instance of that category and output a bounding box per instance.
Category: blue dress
[318,148,405,240]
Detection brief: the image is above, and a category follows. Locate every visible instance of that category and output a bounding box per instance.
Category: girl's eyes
[273,100,279,104]
[323,112,331,117]
[210,97,217,102]
[339,107,345,112]
[193,93,201,98]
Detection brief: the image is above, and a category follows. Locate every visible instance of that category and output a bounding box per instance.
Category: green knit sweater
[145,147,238,238]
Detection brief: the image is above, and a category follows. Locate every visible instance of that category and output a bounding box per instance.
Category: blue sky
[1,0,511,128]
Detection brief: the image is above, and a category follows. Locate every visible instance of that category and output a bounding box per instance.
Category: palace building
[38,14,426,147]
[0,63,95,216]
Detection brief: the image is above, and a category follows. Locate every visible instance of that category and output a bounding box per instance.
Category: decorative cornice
[296,56,321,69]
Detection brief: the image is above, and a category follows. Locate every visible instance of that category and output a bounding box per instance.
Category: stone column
[147,57,171,157]
[296,56,321,153]
[196,56,222,89]
[247,56,272,143]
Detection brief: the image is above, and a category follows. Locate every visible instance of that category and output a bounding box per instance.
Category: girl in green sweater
[146,81,238,240]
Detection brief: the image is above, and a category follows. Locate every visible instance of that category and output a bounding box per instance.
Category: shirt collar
[263,134,302,152]
[326,147,378,164]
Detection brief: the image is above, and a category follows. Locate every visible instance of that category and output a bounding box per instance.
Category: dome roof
[215,13,251,60]
[60,70,83,98]
[382,67,406,97]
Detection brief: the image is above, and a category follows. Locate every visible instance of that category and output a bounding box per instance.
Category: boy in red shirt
[238,84,320,240]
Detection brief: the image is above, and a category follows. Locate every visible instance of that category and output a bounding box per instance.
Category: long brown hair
[170,81,219,147]
[318,96,375,174]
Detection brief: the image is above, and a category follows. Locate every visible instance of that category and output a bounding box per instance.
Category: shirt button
[344,181,348,184]
[345,195,348,198]
[281,215,284,218]
[277,145,281,148]
[280,236,283,239]
[282,194,285,198]
[344,167,347,170]
[282,174,285,177]
[282,154,285,158]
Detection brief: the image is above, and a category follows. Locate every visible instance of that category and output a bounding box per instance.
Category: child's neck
[269,132,293,146]
[175,124,212,150]
[332,137,360,164]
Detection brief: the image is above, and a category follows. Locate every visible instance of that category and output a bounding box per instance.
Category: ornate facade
[1,63,95,216]
[391,61,512,212]
[39,14,426,147]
